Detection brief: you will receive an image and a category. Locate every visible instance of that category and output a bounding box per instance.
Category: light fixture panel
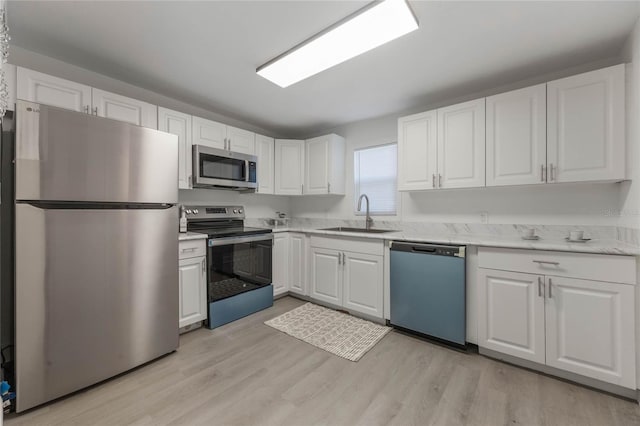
[257,0,418,88]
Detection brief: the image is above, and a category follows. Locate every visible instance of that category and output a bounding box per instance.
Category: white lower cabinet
[309,236,384,318]
[343,252,384,318]
[178,239,207,329]
[273,233,289,297]
[310,247,343,306]
[289,233,306,296]
[477,247,636,389]
[544,276,635,388]
[477,269,545,363]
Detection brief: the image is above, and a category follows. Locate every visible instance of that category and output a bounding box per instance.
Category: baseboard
[479,347,637,401]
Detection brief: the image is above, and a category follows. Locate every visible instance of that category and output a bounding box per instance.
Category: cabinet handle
[341,252,345,265]
[188,175,192,187]
[549,163,555,182]
[439,174,442,188]
[541,165,545,182]
[548,278,553,298]
[92,106,98,115]
[227,138,231,150]
[532,260,559,266]
[84,105,89,114]
[328,182,330,194]
[337,252,341,265]
[181,247,197,253]
[432,174,436,188]
[538,276,544,298]
[202,259,206,273]
[301,183,304,194]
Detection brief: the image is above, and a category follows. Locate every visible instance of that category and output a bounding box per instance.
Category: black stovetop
[187,220,271,239]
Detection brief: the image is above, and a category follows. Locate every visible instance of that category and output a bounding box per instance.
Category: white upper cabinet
[192,116,226,150]
[227,125,255,155]
[398,110,438,191]
[304,134,346,195]
[275,139,305,195]
[158,107,192,189]
[92,88,157,128]
[437,99,486,189]
[17,67,91,113]
[547,64,625,183]
[191,117,255,155]
[486,84,547,187]
[255,134,275,194]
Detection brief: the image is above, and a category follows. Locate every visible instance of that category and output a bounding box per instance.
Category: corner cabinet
[309,236,384,318]
[304,134,346,195]
[255,134,275,194]
[159,107,192,189]
[275,139,305,195]
[178,239,207,330]
[477,247,636,390]
[547,64,625,183]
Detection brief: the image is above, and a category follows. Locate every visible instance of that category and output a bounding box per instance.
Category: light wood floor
[7,296,640,426]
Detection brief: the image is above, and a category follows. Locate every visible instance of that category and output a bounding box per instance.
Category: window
[354,143,397,215]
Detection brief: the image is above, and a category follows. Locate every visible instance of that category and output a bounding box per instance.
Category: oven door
[193,145,257,189]
[207,233,273,302]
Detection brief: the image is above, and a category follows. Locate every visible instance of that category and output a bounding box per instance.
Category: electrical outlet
[480,211,489,224]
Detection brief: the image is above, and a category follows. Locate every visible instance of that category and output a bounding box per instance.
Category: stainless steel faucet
[357,194,373,230]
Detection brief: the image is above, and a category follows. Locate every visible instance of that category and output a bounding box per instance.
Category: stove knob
[233,209,238,214]
[193,209,199,214]
[238,209,243,214]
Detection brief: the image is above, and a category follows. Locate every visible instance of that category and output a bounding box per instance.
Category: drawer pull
[181,247,197,252]
[532,260,559,266]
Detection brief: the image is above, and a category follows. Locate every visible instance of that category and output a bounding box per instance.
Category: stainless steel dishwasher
[390,242,466,348]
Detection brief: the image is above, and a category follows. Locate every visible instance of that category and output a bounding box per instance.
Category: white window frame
[353,142,398,216]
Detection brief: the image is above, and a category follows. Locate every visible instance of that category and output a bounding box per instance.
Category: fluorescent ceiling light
[257,0,419,88]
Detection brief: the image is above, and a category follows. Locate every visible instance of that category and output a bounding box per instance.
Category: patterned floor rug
[264,302,392,361]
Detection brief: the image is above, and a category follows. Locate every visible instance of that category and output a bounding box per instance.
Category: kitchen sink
[320,227,398,234]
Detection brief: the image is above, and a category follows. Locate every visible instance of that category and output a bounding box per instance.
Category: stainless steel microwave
[192,145,257,190]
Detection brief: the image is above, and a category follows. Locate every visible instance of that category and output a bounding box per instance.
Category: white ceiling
[8,1,640,136]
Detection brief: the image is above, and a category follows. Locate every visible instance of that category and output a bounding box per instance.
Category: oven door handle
[208,233,274,247]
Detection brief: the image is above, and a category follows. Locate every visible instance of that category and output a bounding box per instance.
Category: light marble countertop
[269,227,640,256]
[178,231,208,241]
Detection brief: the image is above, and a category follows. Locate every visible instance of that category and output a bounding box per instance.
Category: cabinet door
[178,257,207,328]
[486,84,547,187]
[91,88,158,128]
[305,135,330,194]
[227,125,255,155]
[272,233,289,297]
[309,247,342,306]
[159,108,192,189]
[547,64,625,183]
[343,252,383,318]
[437,98,486,189]
[545,276,636,388]
[477,269,545,363]
[289,233,306,295]
[274,139,305,195]
[192,116,226,150]
[255,134,275,194]
[17,67,91,113]
[397,110,437,191]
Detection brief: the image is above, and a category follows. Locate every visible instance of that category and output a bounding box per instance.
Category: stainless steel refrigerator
[11,100,179,412]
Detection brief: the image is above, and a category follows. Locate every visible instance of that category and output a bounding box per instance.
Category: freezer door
[15,203,179,412]
[15,100,178,203]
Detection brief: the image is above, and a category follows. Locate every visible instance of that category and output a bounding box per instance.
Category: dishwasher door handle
[412,247,437,253]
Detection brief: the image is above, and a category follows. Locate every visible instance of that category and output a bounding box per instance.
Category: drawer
[478,247,636,285]
[310,235,384,256]
[179,239,206,260]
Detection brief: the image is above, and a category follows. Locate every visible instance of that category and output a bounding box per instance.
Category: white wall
[620,18,640,230]
[9,46,291,218]
[291,59,626,226]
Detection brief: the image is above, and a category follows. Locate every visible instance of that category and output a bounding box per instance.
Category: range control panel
[182,205,245,220]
